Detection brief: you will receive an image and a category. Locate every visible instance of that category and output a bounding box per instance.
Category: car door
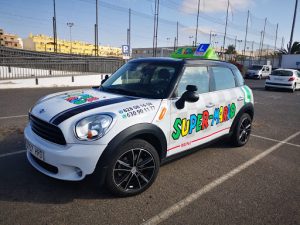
[209,66,243,135]
[168,65,218,156]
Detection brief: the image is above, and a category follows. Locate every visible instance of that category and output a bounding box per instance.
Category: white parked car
[265,69,300,92]
[25,58,254,196]
[245,65,272,79]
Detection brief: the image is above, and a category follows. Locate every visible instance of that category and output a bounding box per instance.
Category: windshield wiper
[104,87,138,96]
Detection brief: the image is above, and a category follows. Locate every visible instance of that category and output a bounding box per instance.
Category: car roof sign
[170,43,219,60]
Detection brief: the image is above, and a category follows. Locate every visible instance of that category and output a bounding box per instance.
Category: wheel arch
[94,123,167,184]
[230,103,254,134]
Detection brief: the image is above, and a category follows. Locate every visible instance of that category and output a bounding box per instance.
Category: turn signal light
[288,77,295,81]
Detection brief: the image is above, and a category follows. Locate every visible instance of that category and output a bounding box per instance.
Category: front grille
[30,114,66,145]
[31,153,58,174]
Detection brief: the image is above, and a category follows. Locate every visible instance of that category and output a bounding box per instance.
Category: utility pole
[153,0,160,57]
[222,0,230,52]
[243,10,250,56]
[67,22,74,54]
[274,23,278,52]
[260,18,267,57]
[95,0,99,56]
[52,0,57,52]
[234,36,237,49]
[174,37,177,51]
[288,0,298,53]
[195,0,200,47]
[281,36,285,49]
[176,21,179,47]
[127,8,131,57]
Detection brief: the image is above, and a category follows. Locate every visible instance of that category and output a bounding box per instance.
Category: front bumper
[24,125,107,181]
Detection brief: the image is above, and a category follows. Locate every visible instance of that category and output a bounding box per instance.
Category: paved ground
[0,81,299,225]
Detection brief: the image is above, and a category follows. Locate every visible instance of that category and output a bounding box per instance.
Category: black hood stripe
[50,96,139,125]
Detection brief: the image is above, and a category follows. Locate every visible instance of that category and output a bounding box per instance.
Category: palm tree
[225,45,237,54]
[277,41,300,54]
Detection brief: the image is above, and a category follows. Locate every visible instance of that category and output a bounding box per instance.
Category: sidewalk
[0,74,109,89]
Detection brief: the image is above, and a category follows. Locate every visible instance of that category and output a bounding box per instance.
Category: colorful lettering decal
[64,93,99,105]
[118,102,155,119]
[171,103,236,140]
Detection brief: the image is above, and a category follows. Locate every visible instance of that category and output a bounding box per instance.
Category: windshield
[271,70,293,76]
[249,65,263,70]
[100,61,182,99]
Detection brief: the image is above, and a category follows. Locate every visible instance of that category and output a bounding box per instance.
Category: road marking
[251,134,300,148]
[142,131,300,225]
[0,115,27,120]
[0,150,26,159]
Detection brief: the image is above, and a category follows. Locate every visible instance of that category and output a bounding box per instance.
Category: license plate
[26,140,44,161]
[274,78,283,81]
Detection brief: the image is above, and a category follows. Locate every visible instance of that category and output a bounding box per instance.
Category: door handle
[237,96,244,101]
[206,103,215,108]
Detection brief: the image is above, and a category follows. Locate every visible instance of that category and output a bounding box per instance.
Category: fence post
[35,77,38,85]
[72,75,74,82]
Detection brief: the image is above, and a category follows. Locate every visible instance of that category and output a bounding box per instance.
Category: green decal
[171,118,182,140]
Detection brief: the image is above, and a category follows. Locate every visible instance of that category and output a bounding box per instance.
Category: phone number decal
[118,102,155,119]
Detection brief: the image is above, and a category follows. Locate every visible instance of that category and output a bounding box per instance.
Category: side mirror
[175,85,199,109]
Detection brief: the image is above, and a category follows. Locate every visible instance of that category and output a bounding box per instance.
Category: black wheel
[231,113,252,147]
[105,139,160,197]
[265,86,270,91]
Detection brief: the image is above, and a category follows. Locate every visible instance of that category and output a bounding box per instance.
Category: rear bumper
[25,124,107,181]
[265,81,293,89]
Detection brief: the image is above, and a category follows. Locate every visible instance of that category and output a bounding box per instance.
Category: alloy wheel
[113,148,156,192]
[239,117,251,144]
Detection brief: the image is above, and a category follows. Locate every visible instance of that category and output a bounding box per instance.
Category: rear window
[271,70,293,76]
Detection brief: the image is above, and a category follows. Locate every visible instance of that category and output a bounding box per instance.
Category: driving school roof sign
[170,43,219,60]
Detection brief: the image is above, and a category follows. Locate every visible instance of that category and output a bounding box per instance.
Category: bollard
[72,76,74,82]
[49,70,52,75]
[35,78,38,85]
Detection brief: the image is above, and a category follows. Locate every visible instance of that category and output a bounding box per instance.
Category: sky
[0,0,299,51]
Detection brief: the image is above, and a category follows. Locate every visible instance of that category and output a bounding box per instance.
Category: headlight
[75,115,113,141]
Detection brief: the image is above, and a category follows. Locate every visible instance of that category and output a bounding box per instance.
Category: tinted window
[177,66,209,96]
[210,66,236,91]
[271,70,293,76]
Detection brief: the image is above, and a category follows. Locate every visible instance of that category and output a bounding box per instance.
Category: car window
[176,66,209,96]
[231,66,244,86]
[210,66,236,91]
[297,72,300,78]
[271,70,293,76]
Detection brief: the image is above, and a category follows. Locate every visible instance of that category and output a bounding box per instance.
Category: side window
[210,66,236,91]
[176,66,209,96]
[231,66,244,86]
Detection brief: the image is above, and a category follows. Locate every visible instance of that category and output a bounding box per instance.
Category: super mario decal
[64,93,99,105]
[172,103,236,140]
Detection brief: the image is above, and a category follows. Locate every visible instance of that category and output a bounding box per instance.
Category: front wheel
[105,139,160,197]
[231,113,252,147]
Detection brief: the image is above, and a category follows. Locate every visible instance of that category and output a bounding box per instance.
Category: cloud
[181,0,254,14]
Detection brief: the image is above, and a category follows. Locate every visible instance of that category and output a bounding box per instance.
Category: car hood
[30,88,144,123]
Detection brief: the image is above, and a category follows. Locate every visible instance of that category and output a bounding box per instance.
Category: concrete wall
[281,54,300,69]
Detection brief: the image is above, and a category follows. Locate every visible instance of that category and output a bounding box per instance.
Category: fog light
[75,167,83,177]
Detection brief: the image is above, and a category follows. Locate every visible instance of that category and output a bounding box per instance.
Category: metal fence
[0,46,125,80]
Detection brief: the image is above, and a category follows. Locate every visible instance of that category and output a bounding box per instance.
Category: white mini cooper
[25,58,254,196]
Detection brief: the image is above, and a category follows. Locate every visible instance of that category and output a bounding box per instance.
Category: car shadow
[0,134,235,204]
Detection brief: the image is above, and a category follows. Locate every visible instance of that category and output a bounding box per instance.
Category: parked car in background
[265,69,300,92]
[245,65,272,79]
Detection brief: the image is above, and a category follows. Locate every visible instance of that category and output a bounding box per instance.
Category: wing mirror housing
[175,85,199,109]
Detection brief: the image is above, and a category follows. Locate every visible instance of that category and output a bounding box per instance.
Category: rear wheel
[231,113,252,147]
[105,139,160,197]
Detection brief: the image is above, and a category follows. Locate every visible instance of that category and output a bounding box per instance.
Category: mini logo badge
[39,109,45,114]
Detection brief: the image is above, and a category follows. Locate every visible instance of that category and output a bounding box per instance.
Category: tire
[105,139,160,197]
[265,86,269,91]
[230,113,252,147]
[291,83,296,93]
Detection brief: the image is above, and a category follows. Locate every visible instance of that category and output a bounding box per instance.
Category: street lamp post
[67,22,74,54]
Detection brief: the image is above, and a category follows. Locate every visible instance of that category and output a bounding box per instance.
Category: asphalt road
[0,81,299,225]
